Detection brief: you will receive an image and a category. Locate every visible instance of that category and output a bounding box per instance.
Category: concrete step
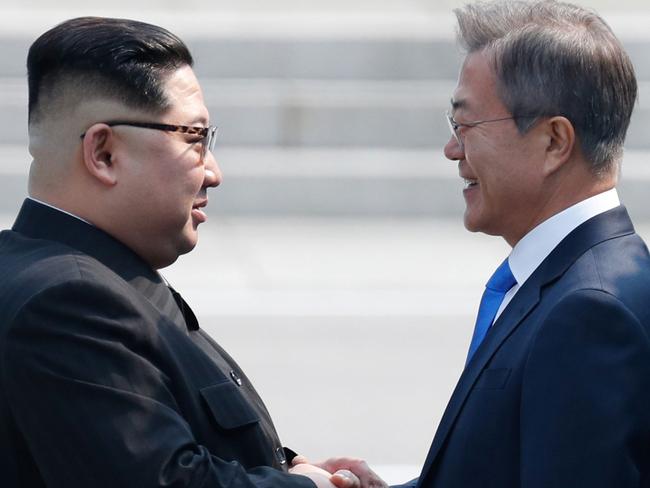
[3,78,650,149]
[3,9,650,149]
[2,145,649,218]
[0,37,463,80]
[4,34,650,80]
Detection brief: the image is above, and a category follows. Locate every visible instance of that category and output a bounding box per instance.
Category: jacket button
[229,370,242,386]
[275,447,287,465]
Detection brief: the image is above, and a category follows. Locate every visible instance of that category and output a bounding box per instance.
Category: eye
[185,134,205,145]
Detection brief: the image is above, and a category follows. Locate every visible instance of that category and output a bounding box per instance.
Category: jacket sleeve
[390,477,419,488]
[520,288,650,487]
[1,279,316,488]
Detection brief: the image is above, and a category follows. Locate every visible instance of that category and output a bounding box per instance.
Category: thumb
[331,470,360,488]
[292,455,311,466]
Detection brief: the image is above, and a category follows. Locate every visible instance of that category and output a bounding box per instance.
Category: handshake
[289,456,388,488]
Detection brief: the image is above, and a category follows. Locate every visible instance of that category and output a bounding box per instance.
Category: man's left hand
[292,455,388,488]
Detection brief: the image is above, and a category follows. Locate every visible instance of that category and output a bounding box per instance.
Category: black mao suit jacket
[413,205,650,487]
[0,199,316,488]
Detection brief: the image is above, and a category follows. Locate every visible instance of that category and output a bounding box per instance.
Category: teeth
[463,178,478,189]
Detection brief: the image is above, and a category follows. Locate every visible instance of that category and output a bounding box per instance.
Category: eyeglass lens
[201,127,218,159]
[445,113,461,146]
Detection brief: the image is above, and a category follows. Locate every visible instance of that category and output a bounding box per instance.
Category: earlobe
[543,116,575,176]
[81,124,118,186]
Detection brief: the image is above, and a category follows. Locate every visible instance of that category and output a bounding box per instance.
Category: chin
[463,206,497,236]
[142,226,199,270]
[179,231,199,255]
[463,210,481,233]
[156,255,180,270]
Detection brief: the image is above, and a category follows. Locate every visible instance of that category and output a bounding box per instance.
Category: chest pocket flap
[200,381,260,429]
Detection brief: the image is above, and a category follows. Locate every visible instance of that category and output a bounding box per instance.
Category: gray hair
[455,0,637,176]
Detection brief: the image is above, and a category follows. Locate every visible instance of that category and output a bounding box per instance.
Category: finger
[316,457,358,473]
[331,469,360,488]
[292,455,310,466]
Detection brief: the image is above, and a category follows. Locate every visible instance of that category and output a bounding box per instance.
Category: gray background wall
[2,1,649,482]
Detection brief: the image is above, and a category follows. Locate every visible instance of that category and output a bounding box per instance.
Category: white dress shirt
[27,196,92,225]
[494,188,620,321]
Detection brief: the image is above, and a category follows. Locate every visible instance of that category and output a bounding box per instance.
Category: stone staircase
[1,5,650,217]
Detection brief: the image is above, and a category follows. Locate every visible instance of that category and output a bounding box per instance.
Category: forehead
[162,65,209,124]
[451,50,504,117]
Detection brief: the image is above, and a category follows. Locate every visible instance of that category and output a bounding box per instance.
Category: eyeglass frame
[80,121,219,161]
[445,111,537,149]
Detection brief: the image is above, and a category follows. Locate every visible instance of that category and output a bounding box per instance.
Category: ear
[541,116,575,176]
[81,124,118,186]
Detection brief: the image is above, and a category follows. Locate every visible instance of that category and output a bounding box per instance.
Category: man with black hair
[0,17,382,488]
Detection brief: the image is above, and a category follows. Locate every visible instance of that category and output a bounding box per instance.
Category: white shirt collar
[508,188,620,287]
[27,196,93,226]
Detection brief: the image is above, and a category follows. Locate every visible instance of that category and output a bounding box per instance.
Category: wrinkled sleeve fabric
[520,289,650,488]
[1,279,315,488]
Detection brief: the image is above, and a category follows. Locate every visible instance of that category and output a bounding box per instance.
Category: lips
[458,162,478,190]
[192,199,207,210]
[463,177,478,189]
[191,199,208,224]
[460,170,478,189]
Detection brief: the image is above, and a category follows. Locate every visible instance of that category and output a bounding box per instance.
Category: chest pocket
[473,368,511,390]
[200,381,260,429]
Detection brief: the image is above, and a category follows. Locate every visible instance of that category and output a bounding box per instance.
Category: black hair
[27,16,194,123]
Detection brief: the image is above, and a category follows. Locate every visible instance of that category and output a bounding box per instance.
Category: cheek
[166,155,204,194]
[184,165,206,197]
[140,174,195,217]
[483,137,537,183]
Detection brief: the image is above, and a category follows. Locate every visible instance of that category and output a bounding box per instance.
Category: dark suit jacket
[0,199,316,488]
[414,206,650,488]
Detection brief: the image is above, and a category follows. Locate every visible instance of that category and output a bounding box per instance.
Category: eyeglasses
[80,121,219,161]
[445,111,535,149]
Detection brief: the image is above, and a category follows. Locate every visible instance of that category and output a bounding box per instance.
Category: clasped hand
[289,455,388,488]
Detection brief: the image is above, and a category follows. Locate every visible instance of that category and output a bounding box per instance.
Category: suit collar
[417,205,634,485]
[532,205,633,286]
[508,188,620,287]
[11,198,192,327]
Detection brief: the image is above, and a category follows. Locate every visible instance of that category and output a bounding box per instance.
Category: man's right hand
[292,455,388,488]
[290,461,360,488]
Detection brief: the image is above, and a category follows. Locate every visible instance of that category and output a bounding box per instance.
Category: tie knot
[486,258,517,293]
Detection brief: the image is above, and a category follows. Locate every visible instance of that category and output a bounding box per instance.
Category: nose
[203,151,222,188]
[444,134,464,162]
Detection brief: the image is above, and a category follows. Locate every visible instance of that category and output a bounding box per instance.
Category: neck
[504,172,616,248]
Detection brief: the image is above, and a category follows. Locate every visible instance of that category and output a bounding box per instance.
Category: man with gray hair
[411,1,650,486]
[279,1,649,486]
[294,1,649,485]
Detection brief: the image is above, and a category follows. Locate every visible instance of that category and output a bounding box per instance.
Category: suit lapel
[417,206,635,486]
[168,285,200,331]
[417,280,541,484]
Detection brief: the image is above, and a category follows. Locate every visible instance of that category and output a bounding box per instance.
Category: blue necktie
[466,259,517,364]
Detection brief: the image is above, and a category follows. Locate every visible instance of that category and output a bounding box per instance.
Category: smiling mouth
[192,199,208,210]
[463,178,478,189]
